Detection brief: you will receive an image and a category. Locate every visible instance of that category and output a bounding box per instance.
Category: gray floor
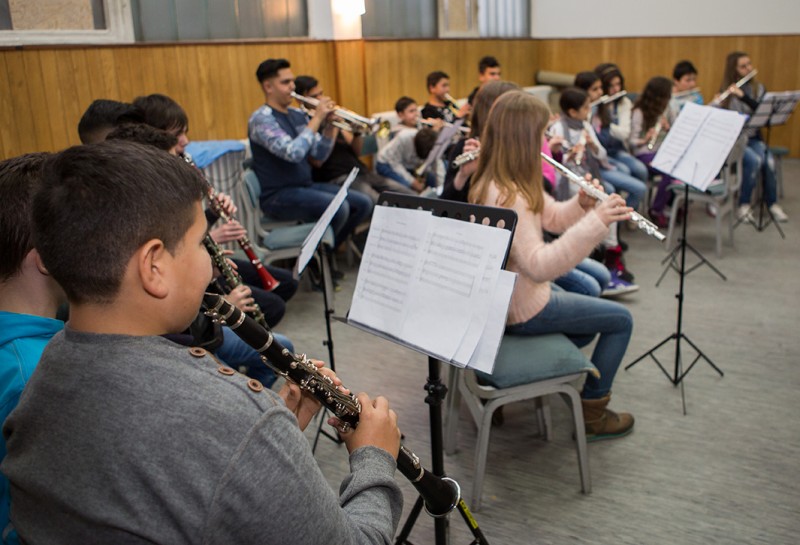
[276,159,800,545]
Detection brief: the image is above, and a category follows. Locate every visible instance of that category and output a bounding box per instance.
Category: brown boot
[581,395,634,442]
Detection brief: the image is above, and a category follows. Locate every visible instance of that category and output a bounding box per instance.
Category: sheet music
[348,205,511,371]
[466,270,517,374]
[651,103,745,191]
[294,168,358,277]
[746,91,800,129]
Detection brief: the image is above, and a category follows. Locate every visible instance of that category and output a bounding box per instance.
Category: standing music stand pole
[626,183,724,413]
[349,193,514,545]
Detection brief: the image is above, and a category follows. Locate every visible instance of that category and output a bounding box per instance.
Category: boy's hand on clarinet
[224,284,256,313]
[334,393,401,459]
[595,193,632,226]
[281,359,347,431]
[215,192,238,216]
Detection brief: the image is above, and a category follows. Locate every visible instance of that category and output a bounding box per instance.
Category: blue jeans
[262,183,373,248]
[554,258,611,298]
[601,165,648,209]
[505,285,633,399]
[376,162,412,188]
[608,150,649,183]
[217,327,295,388]
[741,138,777,206]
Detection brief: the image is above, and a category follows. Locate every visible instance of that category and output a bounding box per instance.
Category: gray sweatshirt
[2,329,402,544]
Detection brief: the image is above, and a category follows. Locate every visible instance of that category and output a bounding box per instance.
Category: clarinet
[201,292,483,525]
[203,235,271,330]
[183,154,280,292]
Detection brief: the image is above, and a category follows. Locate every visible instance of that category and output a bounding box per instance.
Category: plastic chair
[663,148,744,257]
[236,169,333,265]
[769,145,789,199]
[444,333,598,511]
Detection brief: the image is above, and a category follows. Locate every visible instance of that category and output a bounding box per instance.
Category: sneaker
[601,271,639,297]
[769,204,789,222]
[604,245,635,283]
[737,204,754,224]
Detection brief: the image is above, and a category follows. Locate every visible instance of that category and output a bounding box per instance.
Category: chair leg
[444,367,462,455]
[559,388,592,494]
[664,194,683,251]
[714,207,723,258]
[535,396,553,441]
[471,399,500,511]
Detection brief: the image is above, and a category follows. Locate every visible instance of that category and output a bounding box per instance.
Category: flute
[589,90,627,108]
[646,116,664,151]
[183,154,280,292]
[452,149,664,240]
[420,119,471,135]
[541,154,666,241]
[443,93,462,118]
[711,69,758,106]
[201,293,490,541]
[672,87,702,99]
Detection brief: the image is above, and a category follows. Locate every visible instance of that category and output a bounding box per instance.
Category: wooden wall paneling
[0,54,15,159]
[21,52,53,154]
[333,40,366,116]
[37,49,75,151]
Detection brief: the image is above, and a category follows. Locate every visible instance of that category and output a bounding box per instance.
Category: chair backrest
[242,168,261,205]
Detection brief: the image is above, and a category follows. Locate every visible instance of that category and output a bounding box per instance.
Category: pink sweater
[480,182,609,325]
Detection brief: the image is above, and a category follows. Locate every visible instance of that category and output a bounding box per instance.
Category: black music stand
[291,168,357,452]
[347,193,516,545]
[626,182,724,413]
[734,91,799,238]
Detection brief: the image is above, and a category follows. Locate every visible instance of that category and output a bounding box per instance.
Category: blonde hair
[468,90,551,214]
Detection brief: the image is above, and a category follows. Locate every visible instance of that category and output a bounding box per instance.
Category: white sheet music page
[348,205,430,337]
[348,205,512,368]
[466,269,517,374]
[402,215,510,362]
[295,168,357,277]
[652,103,745,191]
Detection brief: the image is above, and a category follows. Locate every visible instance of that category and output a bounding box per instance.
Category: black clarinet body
[201,292,461,517]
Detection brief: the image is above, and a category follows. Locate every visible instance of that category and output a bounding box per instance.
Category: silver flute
[452,149,665,241]
[589,90,627,108]
[541,154,666,241]
[646,116,664,151]
[711,69,758,106]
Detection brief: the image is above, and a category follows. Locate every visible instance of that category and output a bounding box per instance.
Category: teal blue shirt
[0,312,63,544]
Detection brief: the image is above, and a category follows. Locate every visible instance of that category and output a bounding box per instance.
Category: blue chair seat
[262,223,334,252]
[475,333,597,389]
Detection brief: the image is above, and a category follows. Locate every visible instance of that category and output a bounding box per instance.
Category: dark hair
[478,56,500,74]
[413,128,438,159]
[595,63,626,127]
[256,58,291,83]
[634,76,673,130]
[470,80,520,139]
[32,141,206,304]
[673,60,698,81]
[0,153,51,282]
[107,123,178,152]
[574,71,600,91]
[78,100,142,144]
[559,87,589,114]
[395,96,416,114]
[132,94,189,135]
[719,51,756,107]
[426,71,449,91]
[294,75,318,97]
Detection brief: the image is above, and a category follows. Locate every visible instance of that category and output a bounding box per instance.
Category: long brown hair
[719,51,756,108]
[468,91,551,214]
[633,76,672,132]
[595,63,625,127]
[470,80,520,139]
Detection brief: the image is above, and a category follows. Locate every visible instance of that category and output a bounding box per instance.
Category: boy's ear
[30,249,50,276]
[137,239,170,299]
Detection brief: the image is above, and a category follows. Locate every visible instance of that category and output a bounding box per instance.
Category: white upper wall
[530,0,800,38]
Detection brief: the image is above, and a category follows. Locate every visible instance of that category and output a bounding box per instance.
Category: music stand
[292,168,357,451]
[347,192,517,545]
[735,91,800,238]
[627,104,741,413]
